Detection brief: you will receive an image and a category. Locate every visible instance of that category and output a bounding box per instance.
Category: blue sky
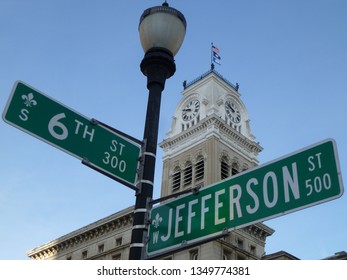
[0,0,346,260]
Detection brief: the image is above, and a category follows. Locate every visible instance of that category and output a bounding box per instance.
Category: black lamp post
[129,3,186,260]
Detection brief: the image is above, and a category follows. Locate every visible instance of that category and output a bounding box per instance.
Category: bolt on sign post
[2,81,142,190]
[147,139,344,257]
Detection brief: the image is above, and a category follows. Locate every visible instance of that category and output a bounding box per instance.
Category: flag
[213,56,221,65]
[212,45,220,53]
[212,44,221,65]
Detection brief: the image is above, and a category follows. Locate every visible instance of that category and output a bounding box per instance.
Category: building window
[250,245,256,255]
[183,162,193,186]
[232,162,239,176]
[172,167,181,191]
[190,249,199,260]
[237,238,244,249]
[221,157,230,179]
[116,237,122,247]
[98,244,104,254]
[112,253,121,260]
[82,250,88,259]
[195,156,204,181]
[223,249,232,260]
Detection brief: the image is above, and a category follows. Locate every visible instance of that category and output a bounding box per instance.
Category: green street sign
[147,139,344,256]
[2,81,142,190]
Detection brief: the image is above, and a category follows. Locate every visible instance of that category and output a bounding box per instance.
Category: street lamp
[129,2,186,260]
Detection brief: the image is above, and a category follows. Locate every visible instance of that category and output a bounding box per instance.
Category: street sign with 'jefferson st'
[147,139,344,256]
[2,81,142,189]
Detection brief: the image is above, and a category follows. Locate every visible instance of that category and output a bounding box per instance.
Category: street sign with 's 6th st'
[147,139,344,257]
[2,81,142,190]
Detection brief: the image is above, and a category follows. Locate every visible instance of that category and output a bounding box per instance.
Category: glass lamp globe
[139,2,187,57]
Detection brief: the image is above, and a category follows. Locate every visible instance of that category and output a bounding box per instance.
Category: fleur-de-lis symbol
[22,93,37,107]
[152,213,163,229]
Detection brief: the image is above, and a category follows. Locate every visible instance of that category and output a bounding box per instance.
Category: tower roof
[183,68,239,92]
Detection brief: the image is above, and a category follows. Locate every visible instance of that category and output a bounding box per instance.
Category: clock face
[182,99,200,122]
[225,100,241,123]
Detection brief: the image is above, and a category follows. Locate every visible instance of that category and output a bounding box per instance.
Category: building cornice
[241,223,275,241]
[160,114,262,162]
[27,206,134,260]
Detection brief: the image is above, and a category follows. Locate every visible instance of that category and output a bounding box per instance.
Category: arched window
[190,249,199,260]
[232,162,239,176]
[195,156,204,181]
[183,162,193,186]
[172,167,181,191]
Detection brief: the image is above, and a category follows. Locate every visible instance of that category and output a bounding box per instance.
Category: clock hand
[227,103,235,113]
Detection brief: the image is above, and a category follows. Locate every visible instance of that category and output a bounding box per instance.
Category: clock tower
[158,68,274,259]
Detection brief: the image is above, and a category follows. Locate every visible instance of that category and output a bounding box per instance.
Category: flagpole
[211,42,214,69]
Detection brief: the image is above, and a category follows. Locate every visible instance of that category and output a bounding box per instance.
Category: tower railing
[183,68,239,91]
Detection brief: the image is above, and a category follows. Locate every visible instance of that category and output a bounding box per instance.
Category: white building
[27,68,277,260]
